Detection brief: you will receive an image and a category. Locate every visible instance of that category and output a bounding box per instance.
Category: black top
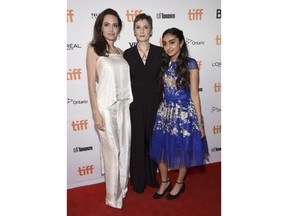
[124,44,163,90]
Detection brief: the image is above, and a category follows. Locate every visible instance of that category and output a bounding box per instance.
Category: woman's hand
[200,124,210,162]
[200,124,205,139]
[94,113,105,131]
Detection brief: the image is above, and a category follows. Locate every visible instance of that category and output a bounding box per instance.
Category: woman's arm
[189,68,205,138]
[86,46,105,130]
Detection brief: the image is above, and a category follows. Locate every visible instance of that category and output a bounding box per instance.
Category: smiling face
[162,33,184,62]
[101,14,120,42]
[134,19,152,43]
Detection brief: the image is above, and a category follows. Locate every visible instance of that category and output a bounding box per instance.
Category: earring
[117,34,120,40]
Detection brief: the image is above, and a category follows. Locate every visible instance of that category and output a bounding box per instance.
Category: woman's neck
[137,41,150,50]
[107,43,119,54]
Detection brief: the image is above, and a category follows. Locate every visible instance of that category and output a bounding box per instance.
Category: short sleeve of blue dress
[187,58,199,70]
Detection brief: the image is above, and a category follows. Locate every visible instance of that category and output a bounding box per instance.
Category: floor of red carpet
[67,162,221,216]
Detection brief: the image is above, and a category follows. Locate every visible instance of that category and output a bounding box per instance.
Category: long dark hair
[158,28,190,91]
[89,8,122,56]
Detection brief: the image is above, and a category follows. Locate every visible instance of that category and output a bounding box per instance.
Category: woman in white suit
[86,8,133,209]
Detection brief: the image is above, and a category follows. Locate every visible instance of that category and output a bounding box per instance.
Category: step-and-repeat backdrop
[67,0,221,189]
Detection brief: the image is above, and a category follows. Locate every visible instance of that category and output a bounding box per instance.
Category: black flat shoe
[166,182,185,200]
[153,179,172,199]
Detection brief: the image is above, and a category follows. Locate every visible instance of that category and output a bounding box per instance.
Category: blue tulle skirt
[149,97,209,168]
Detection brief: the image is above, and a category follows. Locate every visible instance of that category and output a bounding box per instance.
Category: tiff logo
[213,125,221,134]
[71,120,88,131]
[78,165,94,176]
[126,10,143,22]
[188,9,203,20]
[67,9,74,23]
[67,68,82,80]
[214,82,221,92]
[197,61,202,71]
[216,35,221,45]
[159,38,163,47]
[216,9,221,19]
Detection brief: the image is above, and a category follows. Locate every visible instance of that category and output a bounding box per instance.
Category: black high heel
[153,179,172,199]
[166,181,185,200]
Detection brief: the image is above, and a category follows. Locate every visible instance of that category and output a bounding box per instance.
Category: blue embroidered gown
[149,58,208,168]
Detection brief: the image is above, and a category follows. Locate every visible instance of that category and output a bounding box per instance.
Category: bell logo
[67,68,82,80]
[71,120,88,131]
[213,125,221,134]
[78,165,94,176]
[216,35,221,45]
[216,9,221,19]
[67,9,74,23]
[126,10,143,22]
[197,61,202,71]
[188,9,203,21]
[214,82,221,92]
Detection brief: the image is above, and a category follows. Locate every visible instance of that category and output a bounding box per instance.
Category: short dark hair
[133,13,153,30]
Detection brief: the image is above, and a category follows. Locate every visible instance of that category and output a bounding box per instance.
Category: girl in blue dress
[149,28,209,200]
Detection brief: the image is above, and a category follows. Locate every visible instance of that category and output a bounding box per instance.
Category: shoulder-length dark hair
[158,28,190,91]
[89,8,122,56]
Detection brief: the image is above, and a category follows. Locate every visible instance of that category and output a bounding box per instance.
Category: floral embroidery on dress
[154,62,200,138]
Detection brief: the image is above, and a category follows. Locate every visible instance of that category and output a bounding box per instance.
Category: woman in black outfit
[124,13,163,194]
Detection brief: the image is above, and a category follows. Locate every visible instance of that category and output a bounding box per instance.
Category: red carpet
[67,162,221,216]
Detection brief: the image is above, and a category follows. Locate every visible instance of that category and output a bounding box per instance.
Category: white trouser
[97,100,131,209]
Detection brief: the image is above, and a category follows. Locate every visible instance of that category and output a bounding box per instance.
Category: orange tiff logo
[197,61,202,71]
[78,165,94,176]
[216,35,221,45]
[214,82,221,92]
[126,10,143,22]
[188,9,203,20]
[159,38,163,47]
[71,120,88,131]
[213,125,221,134]
[67,9,74,23]
[67,68,82,80]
